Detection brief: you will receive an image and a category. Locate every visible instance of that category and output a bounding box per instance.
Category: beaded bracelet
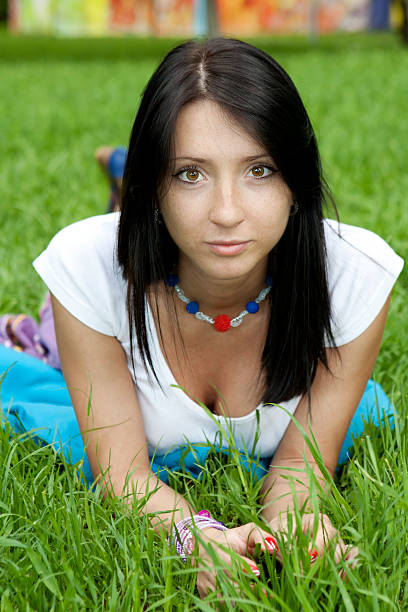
[171,510,228,563]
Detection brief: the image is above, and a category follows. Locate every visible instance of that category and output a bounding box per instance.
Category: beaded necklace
[167,274,272,332]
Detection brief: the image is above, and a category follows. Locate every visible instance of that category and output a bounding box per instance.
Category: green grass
[0,30,407,609]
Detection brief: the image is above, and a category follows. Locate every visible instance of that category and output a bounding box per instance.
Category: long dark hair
[117,37,336,405]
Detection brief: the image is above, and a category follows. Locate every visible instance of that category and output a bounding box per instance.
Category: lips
[205,240,251,255]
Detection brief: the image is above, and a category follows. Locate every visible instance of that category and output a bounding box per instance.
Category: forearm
[260,460,329,523]
[104,468,196,534]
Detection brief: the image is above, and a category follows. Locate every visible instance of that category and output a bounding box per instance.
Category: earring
[290,200,299,216]
[154,208,161,224]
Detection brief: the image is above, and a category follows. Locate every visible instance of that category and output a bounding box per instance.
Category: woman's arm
[261,293,392,525]
[51,294,194,532]
[52,294,276,594]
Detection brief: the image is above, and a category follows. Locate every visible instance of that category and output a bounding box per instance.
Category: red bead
[214,314,231,332]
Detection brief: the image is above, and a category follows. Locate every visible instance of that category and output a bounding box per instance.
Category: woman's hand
[269,512,358,569]
[194,522,278,598]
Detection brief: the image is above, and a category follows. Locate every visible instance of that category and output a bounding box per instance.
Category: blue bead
[186,301,199,315]
[266,275,273,287]
[246,301,259,314]
[167,274,179,287]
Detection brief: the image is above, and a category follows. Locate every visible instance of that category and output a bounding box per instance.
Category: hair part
[117,37,336,406]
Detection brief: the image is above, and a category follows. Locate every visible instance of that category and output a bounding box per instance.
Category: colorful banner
[110,0,150,34]
[154,0,193,35]
[11,0,53,33]
[53,1,89,36]
[8,0,371,36]
[218,0,370,34]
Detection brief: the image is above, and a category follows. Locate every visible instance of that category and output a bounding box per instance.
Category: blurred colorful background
[6,0,406,38]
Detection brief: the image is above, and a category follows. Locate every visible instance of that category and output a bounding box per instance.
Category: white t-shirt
[33,213,404,459]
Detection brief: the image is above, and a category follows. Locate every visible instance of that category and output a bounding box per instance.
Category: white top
[33,213,404,458]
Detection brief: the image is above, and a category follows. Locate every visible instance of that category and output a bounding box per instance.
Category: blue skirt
[0,345,394,486]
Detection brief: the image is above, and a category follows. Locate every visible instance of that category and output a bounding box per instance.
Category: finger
[250,581,274,601]
[197,574,214,599]
[240,523,280,559]
[198,539,260,584]
[301,514,314,536]
[303,513,336,543]
[217,579,243,607]
[337,546,359,582]
[346,545,359,569]
[308,544,319,564]
[264,535,279,555]
[310,526,340,558]
[197,579,237,606]
[342,545,359,572]
[240,555,261,579]
[308,533,327,559]
[310,535,345,563]
[333,539,351,564]
[307,527,342,563]
[249,528,280,556]
[197,568,242,600]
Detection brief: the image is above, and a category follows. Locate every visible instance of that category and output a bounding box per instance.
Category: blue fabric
[0,345,93,483]
[0,345,394,486]
[107,147,127,179]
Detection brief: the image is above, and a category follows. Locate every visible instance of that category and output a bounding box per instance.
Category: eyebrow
[171,154,273,163]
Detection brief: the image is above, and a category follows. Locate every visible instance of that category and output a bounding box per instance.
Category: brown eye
[249,165,273,179]
[177,168,203,183]
[251,166,265,177]
[186,169,199,181]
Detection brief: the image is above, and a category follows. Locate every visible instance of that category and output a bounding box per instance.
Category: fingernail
[243,564,260,577]
[249,564,260,577]
[265,536,279,554]
[308,547,318,563]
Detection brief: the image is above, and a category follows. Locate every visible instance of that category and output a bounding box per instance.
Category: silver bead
[255,287,271,303]
[230,310,248,327]
[195,312,214,324]
[174,285,189,304]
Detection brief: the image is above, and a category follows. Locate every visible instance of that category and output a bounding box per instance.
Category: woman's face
[160,99,293,284]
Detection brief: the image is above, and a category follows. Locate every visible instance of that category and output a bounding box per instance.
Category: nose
[208,180,245,228]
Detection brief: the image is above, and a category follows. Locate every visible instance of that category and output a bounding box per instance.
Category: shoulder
[34,212,121,283]
[33,213,127,337]
[323,219,404,346]
[324,219,403,276]
[45,212,119,257]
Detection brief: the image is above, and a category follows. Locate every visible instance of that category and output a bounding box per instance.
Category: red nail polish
[265,536,278,553]
[249,564,260,577]
[263,588,273,600]
[309,547,318,562]
[243,564,260,577]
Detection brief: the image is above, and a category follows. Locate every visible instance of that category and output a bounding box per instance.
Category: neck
[175,261,269,316]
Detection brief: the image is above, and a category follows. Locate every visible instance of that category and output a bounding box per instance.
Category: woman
[32,38,403,595]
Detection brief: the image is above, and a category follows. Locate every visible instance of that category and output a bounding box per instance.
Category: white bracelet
[172,510,227,563]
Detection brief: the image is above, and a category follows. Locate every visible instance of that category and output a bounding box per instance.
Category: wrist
[198,525,226,542]
[200,525,224,535]
[170,510,227,563]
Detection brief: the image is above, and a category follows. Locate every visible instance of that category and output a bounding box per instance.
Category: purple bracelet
[171,510,227,563]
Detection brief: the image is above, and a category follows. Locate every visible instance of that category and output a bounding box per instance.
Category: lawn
[0,29,407,610]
